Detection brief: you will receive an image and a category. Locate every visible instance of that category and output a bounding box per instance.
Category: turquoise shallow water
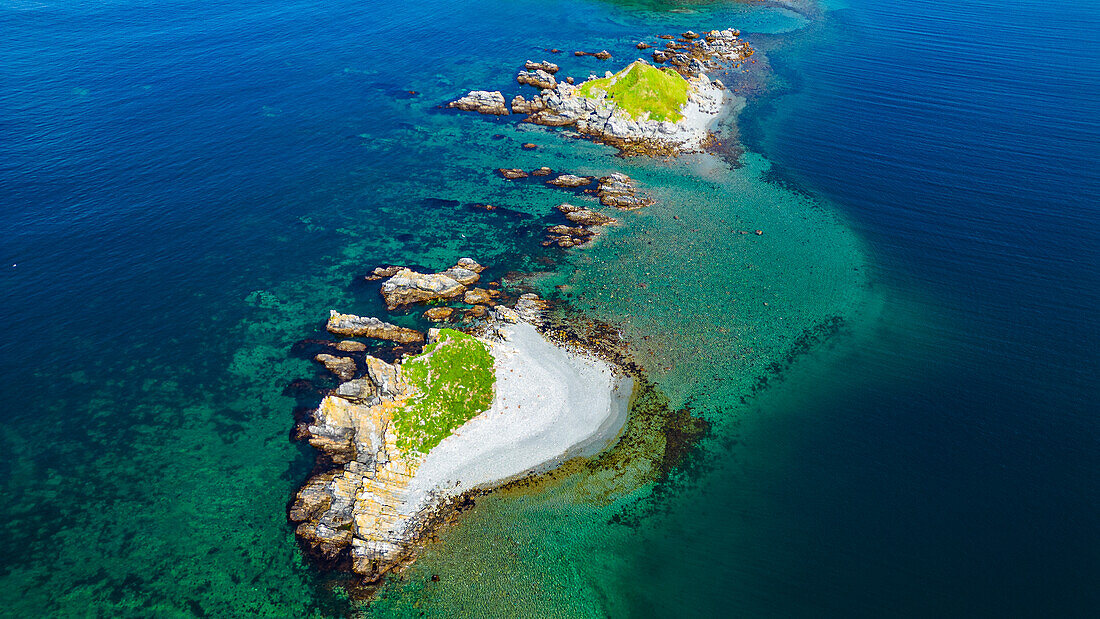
[2,0,1097,616]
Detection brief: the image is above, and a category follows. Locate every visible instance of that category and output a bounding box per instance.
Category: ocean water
[1,0,1097,618]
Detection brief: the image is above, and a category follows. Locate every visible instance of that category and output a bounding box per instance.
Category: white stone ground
[403,321,632,508]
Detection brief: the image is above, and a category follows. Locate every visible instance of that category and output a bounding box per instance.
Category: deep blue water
[1,0,1098,616]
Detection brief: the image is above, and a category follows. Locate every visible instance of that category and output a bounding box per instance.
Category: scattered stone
[682,30,700,40]
[573,50,586,57]
[465,305,489,319]
[471,203,497,211]
[658,34,674,40]
[327,311,426,343]
[546,173,593,188]
[565,76,575,85]
[424,307,455,322]
[522,143,537,150]
[524,60,560,74]
[549,48,562,54]
[447,90,509,115]
[314,354,357,381]
[498,168,528,179]
[754,229,763,235]
[335,340,368,352]
[593,50,612,60]
[531,166,553,177]
[636,42,652,50]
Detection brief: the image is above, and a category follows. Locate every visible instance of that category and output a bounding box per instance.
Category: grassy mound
[578,61,690,122]
[395,329,496,455]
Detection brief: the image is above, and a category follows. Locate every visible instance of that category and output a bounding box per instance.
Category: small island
[449,28,750,155]
[289,263,632,582]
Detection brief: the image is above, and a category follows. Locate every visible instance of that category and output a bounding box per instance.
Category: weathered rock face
[379,259,484,310]
[291,356,430,580]
[511,95,545,115]
[597,173,655,210]
[315,353,357,381]
[558,203,616,226]
[524,60,559,74]
[327,311,425,343]
[517,69,557,90]
[546,173,593,188]
[448,90,509,115]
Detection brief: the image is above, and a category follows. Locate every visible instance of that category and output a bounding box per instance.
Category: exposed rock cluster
[544,203,616,249]
[379,258,485,310]
[326,311,425,343]
[447,90,509,115]
[517,69,557,90]
[597,173,654,210]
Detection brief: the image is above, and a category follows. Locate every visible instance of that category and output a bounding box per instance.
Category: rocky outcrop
[498,168,528,179]
[558,203,616,226]
[327,311,425,343]
[531,166,553,177]
[546,173,593,188]
[379,258,485,309]
[524,60,559,74]
[511,95,545,115]
[517,69,557,90]
[448,90,509,115]
[291,356,430,579]
[597,173,654,210]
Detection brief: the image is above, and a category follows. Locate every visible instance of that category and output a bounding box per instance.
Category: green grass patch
[578,61,690,122]
[394,329,496,455]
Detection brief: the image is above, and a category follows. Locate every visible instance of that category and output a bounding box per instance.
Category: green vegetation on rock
[395,329,496,455]
[578,61,690,122]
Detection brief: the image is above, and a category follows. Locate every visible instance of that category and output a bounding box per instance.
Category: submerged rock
[448,90,509,115]
[327,311,425,343]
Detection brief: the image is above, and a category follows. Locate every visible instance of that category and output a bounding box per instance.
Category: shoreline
[291,309,632,582]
